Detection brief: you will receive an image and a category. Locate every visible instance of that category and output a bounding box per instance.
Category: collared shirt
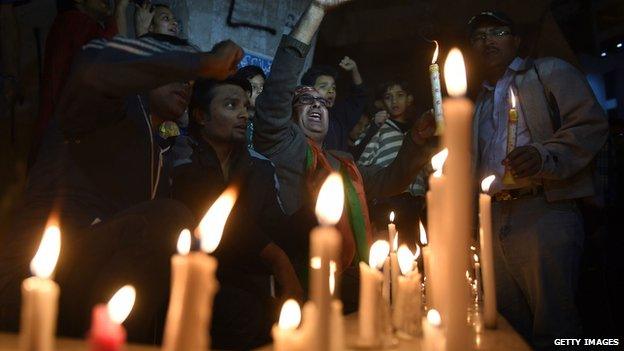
[477,57,532,193]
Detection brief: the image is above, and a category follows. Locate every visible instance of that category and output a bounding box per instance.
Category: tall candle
[311,173,343,351]
[479,175,497,328]
[272,299,303,351]
[442,48,474,350]
[162,187,237,351]
[358,240,389,346]
[393,245,422,337]
[429,41,444,135]
[19,225,61,351]
[426,149,448,311]
[387,211,396,243]
[88,285,135,351]
[390,232,399,306]
[503,88,518,185]
[422,309,446,351]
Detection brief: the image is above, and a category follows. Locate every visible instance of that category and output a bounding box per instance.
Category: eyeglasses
[470,28,512,45]
[294,94,329,108]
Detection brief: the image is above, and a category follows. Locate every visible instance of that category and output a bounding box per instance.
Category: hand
[207,40,244,80]
[312,0,352,10]
[503,145,542,178]
[339,56,357,72]
[134,0,153,37]
[411,109,435,144]
[373,110,389,126]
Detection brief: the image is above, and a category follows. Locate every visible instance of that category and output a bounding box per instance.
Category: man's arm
[529,58,608,180]
[114,0,130,37]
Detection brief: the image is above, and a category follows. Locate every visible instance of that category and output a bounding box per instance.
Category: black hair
[301,65,338,86]
[234,65,266,81]
[188,77,252,135]
[375,80,412,100]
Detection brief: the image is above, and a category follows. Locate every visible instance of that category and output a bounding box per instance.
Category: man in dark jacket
[171,77,302,349]
[301,57,368,152]
[0,33,243,342]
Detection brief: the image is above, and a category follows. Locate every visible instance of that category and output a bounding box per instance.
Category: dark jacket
[253,35,437,216]
[171,136,290,282]
[324,83,368,152]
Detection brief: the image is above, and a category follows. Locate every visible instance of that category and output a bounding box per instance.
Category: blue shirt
[477,57,532,193]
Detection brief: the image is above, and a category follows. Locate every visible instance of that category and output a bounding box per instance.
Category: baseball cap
[468,11,515,33]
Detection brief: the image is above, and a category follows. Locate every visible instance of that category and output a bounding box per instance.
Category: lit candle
[272,299,304,351]
[88,285,136,351]
[358,240,389,346]
[19,225,61,351]
[385,212,397,305]
[425,149,448,311]
[503,88,519,185]
[390,232,399,306]
[387,211,396,244]
[479,175,497,328]
[310,173,343,351]
[162,187,237,351]
[429,41,444,135]
[442,48,474,350]
[393,245,422,337]
[422,309,445,351]
[329,263,345,351]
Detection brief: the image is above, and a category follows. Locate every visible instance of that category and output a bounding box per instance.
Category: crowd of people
[0,1,609,350]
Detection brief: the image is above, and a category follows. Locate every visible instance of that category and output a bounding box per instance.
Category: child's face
[313,75,336,108]
[382,85,411,118]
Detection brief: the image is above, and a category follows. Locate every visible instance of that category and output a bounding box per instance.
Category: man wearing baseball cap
[468,10,608,350]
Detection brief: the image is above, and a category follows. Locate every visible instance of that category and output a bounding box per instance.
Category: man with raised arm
[254,0,437,312]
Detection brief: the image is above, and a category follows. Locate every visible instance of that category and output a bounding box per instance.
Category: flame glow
[427,309,442,327]
[278,299,301,330]
[315,173,345,226]
[389,211,395,223]
[329,261,337,295]
[414,244,421,260]
[197,187,238,254]
[431,148,449,178]
[397,245,415,275]
[369,240,390,270]
[419,221,428,246]
[107,285,136,324]
[310,256,321,269]
[431,40,439,64]
[481,175,496,193]
[443,48,467,97]
[473,253,479,263]
[177,229,191,255]
[30,226,61,279]
[510,88,517,108]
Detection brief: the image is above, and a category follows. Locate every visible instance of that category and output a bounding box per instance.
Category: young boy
[357,80,431,246]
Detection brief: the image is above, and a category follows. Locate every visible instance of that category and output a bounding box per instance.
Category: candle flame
[177,229,191,255]
[466,270,471,280]
[397,245,415,275]
[107,285,136,325]
[30,226,61,279]
[473,253,479,263]
[315,173,344,226]
[481,175,495,193]
[431,148,448,177]
[443,48,467,97]
[431,40,439,64]
[310,256,321,269]
[369,240,390,269]
[389,211,395,223]
[392,233,398,252]
[419,221,428,246]
[414,244,421,260]
[427,309,442,326]
[278,299,301,330]
[510,88,517,108]
[197,186,238,254]
[329,261,337,295]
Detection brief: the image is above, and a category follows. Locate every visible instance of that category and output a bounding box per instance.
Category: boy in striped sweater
[357,80,432,246]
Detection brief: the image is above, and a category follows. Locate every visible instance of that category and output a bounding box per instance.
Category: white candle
[330,300,345,351]
[162,187,237,351]
[390,232,399,306]
[88,285,136,351]
[20,225,61,351]
[272,299,304,351]
[503,88,518,186]
[429,41,444,135]
[393,245,422,337]
[422,309,446,351]
[311,173,343,351]
[479,175,498,328]
[358,240,389,346]
[442,48,474,350]
[425,149,448,312]
[382,257,391,304]
[387,211,396,243]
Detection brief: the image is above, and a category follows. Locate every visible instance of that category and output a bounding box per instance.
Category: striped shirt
[357,119,429,196]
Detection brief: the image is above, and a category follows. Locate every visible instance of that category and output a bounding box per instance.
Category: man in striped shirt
[357,80,431,245]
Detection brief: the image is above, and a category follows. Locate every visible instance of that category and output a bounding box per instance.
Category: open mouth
[484,47,499,57]
[308,111,322,122]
